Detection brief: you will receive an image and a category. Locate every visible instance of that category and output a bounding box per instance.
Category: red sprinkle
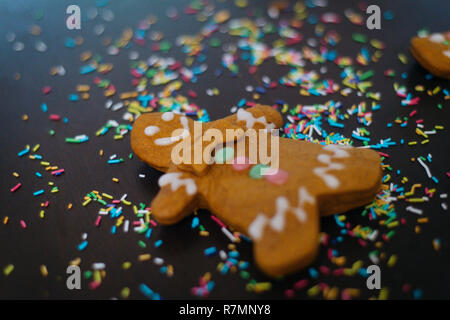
[10,183,22,193]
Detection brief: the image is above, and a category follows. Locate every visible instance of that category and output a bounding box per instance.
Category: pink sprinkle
[284,289,295,298]
[49,114,61,121]
[42,86,51,95]
[341,290,352,300]
[210,215,226,228]
[333,268,344,276]
[293,279,308,290]
[264,169,289,185]
[378,152,390,158]
[149,219,157,227]
[89,281,101,290]
[95,216,102,227]
[232,156,250,171]
[358,239,367,247]
[20,220,27,228]
[409,110,417,117]
[51,169,65,175]
[10,183,22,193]
[319,266,330,275]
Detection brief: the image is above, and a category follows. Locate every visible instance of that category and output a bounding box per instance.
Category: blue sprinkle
[204,246,217,256]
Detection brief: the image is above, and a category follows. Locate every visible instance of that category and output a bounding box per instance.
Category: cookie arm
[151,170,199,225]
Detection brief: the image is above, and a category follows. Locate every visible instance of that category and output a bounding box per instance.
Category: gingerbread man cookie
[131,105,382,277]
[410,31,450,79]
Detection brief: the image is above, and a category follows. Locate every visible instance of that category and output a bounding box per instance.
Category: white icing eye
[162,112,174,121]
[429,33,445,43]
[144,126,160,136]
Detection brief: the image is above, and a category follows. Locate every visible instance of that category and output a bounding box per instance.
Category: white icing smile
[154,116,190,146]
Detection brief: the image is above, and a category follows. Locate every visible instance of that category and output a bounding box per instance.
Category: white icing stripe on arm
[158,172,197,195]
[313,145,349,189]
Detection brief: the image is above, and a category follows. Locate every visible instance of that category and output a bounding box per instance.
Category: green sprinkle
[138,240,147,248]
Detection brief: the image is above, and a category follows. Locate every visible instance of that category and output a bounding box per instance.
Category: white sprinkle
[153,257,164,266]
[417,158,432,178]
[406,206,423,215]
[221,227,236,242]
[112,102,124,111]
[123,220,129,233]
[92,263,106,270]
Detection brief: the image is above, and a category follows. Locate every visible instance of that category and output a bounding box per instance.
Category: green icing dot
[214,147,234,164]
[249,164,269,179]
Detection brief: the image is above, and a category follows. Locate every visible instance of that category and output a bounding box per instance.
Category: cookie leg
[252,205,320,277]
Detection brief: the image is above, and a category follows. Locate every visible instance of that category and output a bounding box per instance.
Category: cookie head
[131,111,193,171]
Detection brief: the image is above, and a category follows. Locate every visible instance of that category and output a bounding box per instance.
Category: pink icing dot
[264,169,289,185]
[232,156,250,171]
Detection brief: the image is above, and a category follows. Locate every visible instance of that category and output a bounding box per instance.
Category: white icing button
[144,126,160,136]
[429,33,445,43]
[161,112,174,121]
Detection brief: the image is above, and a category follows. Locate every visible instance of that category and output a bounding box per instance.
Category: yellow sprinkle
[421,139,429,144]
[32,144,40,152]
[307,285,320,297]
[112,178,119,183]
[434,125,444,130]
[67,203,73,210]
[417,217,429,224]
[408,141,417,146]
[387,255,397,267]
[82,198,92,206]
[415,225,421,234]
[432,239,441,251]
[199,230,210,236]
[102,193,113,199]
[3,264,14,276]
[387,221,399,228]
[114,135,123,140]
[39,210,45,219]
[40,161,50,166]
[3,216,9,225]
[379,287,389,300]
[167,264,174,277]
[40,265,48,277]
[120,287,130,299]
[122,199,131,206]
[93,270,101,283]
[138,254,151,262]
[99,149,104,156]
[70,257,81,266]
[122,261,132,270]
[407,198,424,203]
[13,172,20,178]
